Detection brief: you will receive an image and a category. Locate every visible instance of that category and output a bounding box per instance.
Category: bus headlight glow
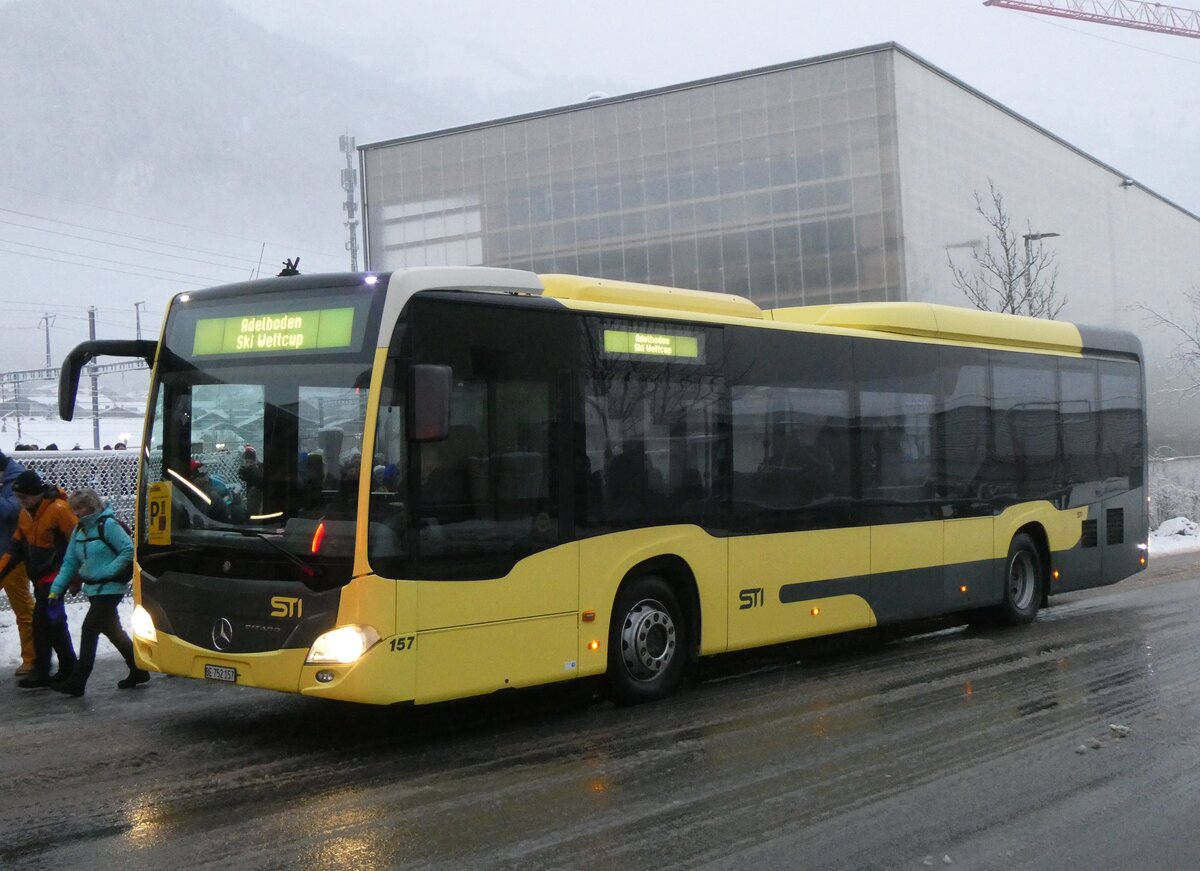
[306,625,381,665]
[131,605,157,642]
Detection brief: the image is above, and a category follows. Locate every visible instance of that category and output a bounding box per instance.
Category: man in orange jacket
[0,450,35,675]
[0,469,78,688]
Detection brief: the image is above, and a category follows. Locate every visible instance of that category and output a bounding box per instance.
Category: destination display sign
[192,307,355,356]
[603,328,700,359]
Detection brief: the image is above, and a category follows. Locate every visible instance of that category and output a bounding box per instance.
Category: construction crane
[984,0,1200,38]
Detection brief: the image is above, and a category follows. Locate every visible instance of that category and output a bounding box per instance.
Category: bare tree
[947,180,1065,319]
[1133,286,1200,396]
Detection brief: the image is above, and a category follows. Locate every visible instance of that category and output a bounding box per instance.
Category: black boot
[118,669,150,689]
[50,659,76,683]
[17,674,50,689]
[50,677,85,697]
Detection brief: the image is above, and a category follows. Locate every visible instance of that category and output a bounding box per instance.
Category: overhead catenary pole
[134,301,145,340]
[89,306,100,450]
[39,314,54,368]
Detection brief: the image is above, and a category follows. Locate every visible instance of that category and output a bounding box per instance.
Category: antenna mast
[339,134,360,271]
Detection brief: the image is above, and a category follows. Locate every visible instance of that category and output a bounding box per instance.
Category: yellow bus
[59,268,1147,705]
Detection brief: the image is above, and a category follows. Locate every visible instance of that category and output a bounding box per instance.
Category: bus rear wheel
[606,575,687,705]
[997,533,1043,626]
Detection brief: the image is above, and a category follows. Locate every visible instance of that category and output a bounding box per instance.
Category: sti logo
[738,587,764,610]
[270,596,303,619]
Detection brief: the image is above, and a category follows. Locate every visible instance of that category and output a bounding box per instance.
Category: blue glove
[46,593,65,624]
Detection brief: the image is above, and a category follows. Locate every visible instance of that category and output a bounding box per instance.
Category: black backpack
[82,515,135,585]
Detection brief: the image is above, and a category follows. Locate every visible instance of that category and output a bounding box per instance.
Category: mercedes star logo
[212,617,233,651]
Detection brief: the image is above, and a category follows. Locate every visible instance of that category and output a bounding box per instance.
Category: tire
[605,575,688,705]
[996,532,1043,626]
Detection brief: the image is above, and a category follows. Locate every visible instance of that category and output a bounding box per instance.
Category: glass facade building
[362,43,1200,448]
[363,46,903,307]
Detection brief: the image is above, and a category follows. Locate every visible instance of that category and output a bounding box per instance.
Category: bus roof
[768,301,1081,354]
[536,273,1140,360]
[172,269,1139,362]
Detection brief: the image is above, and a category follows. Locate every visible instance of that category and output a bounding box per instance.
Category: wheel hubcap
[1008,551,1036,611]
[620,598,677,682]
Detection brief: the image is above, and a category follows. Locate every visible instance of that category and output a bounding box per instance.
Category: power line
[0,298,166,321]
[0,238,234,283]
[0,189,348,262]
[0,206,266,265]
[0,217,255,272]
[0,245,211,286]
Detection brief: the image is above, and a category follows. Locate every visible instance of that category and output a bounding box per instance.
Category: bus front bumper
[134,632,414,705]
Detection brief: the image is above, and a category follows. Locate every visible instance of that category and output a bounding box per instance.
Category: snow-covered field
[3,520,1200,672]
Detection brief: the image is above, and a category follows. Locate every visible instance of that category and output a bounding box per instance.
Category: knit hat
[12,469,44,495]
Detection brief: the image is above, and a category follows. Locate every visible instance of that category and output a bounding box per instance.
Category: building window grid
[369,58,903,307]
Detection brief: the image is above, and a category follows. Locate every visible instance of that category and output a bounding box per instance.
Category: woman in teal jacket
[47,488,149,697]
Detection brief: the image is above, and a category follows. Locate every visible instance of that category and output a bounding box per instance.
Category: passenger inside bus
[296,453,329,513]
[604,441,665,524]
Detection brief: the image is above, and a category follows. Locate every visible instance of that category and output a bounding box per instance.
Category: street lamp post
[1023,231,1060,296]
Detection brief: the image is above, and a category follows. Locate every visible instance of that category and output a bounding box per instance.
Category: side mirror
[408,364,451,442]
[59,339,157,421]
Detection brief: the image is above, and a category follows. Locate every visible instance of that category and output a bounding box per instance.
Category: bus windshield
[138,280,383,589]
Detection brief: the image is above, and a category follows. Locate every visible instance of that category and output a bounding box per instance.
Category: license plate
[204,664,237,683]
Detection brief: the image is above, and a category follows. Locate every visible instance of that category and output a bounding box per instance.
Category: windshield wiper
[235,529,320,579]
[138,544,208,558]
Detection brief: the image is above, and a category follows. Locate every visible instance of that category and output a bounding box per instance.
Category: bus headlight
[306,625,381,665]
[131,605,157,642]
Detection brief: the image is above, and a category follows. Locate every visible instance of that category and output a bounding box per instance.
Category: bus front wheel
[997,533,1043,626]
[606,575,687,705]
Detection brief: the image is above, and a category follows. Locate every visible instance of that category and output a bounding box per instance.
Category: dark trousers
[74,594,136,686]
[32,582,76,678]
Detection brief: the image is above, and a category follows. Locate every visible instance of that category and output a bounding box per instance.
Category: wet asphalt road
[4,555,1200,870]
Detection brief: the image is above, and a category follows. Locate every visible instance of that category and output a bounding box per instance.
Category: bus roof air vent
[539,274,764,320]
[768,302,1081,353]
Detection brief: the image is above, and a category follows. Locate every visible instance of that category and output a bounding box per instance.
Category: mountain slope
[0,0,450,252]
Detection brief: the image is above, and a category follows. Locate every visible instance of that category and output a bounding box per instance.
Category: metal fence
[9,450,139,526]
[2,450,138,612]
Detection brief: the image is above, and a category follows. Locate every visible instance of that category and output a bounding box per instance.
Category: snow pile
[1149,516,1200,556]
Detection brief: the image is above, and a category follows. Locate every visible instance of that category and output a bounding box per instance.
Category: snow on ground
[2,519,1200,672]
[0,598,133,676]
[1148,517,1200,557]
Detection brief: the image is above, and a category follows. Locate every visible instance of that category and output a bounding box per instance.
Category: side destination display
[192,307,355,356]
[603,328,700,359]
